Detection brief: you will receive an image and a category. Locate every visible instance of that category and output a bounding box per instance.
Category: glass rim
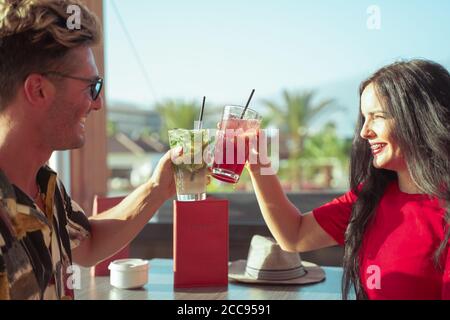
[168,128,208,132]
[223,104,259,115]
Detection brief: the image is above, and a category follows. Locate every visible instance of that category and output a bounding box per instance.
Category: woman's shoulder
[384,179,435,200]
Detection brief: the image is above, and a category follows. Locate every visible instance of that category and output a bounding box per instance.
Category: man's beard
[46,99,86,151]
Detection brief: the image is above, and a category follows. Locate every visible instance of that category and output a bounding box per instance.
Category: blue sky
[103,0,450,137]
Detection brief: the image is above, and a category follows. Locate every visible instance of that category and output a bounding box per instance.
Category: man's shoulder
[37,165,71,198]
[0,170,16,200]
[0,170,18,241]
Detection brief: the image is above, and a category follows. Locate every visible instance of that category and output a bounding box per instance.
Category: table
[75,259,344,300]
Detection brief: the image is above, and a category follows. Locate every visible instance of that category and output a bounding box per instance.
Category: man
[0,0,175,299]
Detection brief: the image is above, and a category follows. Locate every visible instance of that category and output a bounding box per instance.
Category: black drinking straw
[240,89,255,119]
[197,96,206,129]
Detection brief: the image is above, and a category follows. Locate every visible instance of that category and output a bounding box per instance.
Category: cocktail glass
[211,105,261,184]
[168,129,211,201]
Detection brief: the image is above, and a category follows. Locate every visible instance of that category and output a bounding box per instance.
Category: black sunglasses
[43,71,104,101]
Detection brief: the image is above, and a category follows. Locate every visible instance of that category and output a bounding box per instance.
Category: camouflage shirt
[0,166,91,300]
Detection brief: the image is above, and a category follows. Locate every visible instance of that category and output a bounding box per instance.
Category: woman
[247,59,450,299]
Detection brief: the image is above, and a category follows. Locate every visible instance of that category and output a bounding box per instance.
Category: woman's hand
[246,129,276,176]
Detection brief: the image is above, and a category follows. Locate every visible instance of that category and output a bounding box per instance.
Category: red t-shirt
[313,180,449,299]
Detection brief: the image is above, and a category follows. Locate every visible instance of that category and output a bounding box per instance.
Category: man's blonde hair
[0,0,101,110]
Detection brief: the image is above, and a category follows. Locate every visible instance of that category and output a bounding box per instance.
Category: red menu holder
[173,198,229,288]
[90,196,130,277]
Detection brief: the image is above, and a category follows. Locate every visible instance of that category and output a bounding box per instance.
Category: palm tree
[302,122,352,163]
[302,122,352,188]
[155,100,201,143]
[263,90,337,188]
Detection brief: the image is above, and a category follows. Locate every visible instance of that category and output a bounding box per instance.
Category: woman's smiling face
[359,83,407,172]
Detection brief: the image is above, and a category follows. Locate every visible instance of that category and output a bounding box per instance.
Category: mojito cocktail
[168,129,210,201]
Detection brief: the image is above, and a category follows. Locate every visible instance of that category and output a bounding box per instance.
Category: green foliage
[262,90,339,187]
[299,122,352,187]
[156,100,200,143]
[263,90,335,133]
[107,120,117,137]
[207,166,253,193]
[302,122,352,163]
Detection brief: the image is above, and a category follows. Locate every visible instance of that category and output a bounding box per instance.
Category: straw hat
[229,235,325,285]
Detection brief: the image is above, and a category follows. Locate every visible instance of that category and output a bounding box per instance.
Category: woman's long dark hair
[342,59,450,299]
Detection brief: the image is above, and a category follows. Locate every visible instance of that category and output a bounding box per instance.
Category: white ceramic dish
[108,258,149,289]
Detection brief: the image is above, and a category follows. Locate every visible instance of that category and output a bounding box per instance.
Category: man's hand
[74,148,183,267]
[148,149,179,200]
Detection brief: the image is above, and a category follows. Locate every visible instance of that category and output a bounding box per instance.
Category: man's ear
[23,74,54,107]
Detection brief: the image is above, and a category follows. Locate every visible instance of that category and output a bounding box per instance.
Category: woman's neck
[397,169,423,194]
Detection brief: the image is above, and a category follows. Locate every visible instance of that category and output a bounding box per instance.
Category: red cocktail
[211,106,261,183]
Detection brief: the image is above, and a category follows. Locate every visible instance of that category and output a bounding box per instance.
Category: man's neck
[0,119,51,196]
